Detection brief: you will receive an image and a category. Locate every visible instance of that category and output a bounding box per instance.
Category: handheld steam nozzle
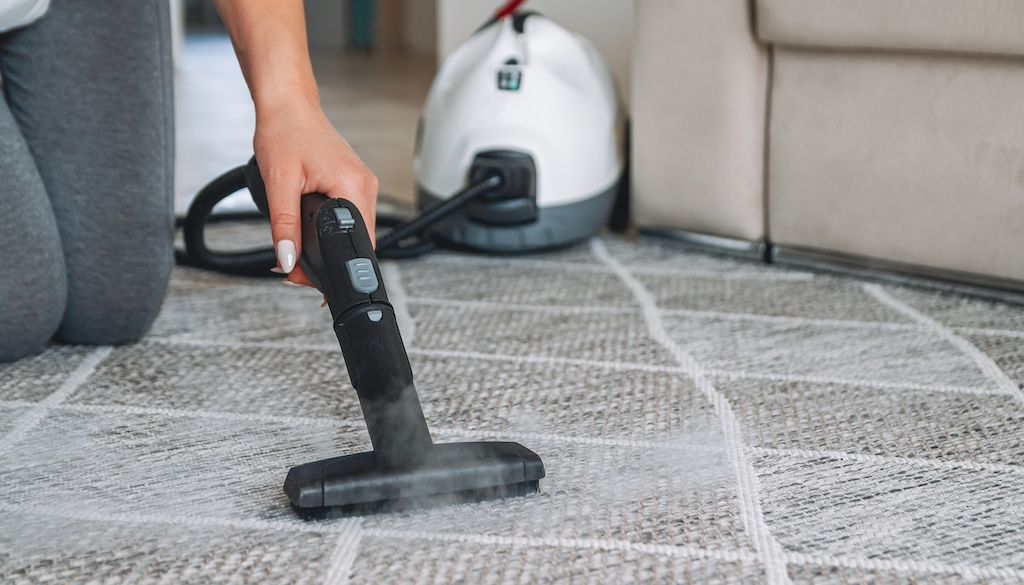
[244,158,545,514]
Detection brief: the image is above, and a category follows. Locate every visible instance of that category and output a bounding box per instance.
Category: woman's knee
[0,268,67,363]
[0,255,66,362]
[0,103,68,362]
[57,228,173,346]
[0,188,65,361]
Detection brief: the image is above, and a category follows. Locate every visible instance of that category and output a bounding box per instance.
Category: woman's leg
[0,99,67,362]
[0,0,175,345]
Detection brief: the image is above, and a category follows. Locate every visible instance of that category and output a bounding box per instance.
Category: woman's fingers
[262,163,303,274]
[254,103,378,293]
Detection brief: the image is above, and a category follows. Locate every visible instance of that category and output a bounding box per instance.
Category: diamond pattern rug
[1,235,1022,584]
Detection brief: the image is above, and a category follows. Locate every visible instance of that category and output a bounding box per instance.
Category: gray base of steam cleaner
[182,158,545,516]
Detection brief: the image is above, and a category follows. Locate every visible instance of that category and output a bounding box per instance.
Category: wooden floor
[174,35,435,214]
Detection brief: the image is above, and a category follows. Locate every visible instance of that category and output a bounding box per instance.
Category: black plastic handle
[247,158,434,465]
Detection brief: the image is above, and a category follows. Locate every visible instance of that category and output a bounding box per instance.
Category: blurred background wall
[171,0,632,214]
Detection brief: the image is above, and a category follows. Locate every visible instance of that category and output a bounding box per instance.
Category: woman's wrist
[253,82,321,119]
[214,0,320,119]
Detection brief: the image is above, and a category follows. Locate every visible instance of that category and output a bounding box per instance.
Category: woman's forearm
[210,0,378,283]
[213,0,319,113]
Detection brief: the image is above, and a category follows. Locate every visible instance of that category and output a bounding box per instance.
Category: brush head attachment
[284,441,545,516]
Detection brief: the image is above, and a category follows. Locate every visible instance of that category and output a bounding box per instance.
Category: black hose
[177,165,280,277]
[376,173,502,259]
[175,166,503,274]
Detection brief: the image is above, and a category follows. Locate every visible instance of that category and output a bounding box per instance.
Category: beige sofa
[631,0,1024,293]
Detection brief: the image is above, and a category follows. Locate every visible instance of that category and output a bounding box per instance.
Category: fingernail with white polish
[276,240,296,273]
[270,266,285,274]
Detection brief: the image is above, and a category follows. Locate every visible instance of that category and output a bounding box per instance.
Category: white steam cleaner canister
[414,10,625,252]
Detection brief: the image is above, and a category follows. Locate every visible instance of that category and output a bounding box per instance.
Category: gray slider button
[333,207,356,229]
[346,258,379,294]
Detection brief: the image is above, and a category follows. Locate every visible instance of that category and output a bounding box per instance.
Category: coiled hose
[175,166,502,276]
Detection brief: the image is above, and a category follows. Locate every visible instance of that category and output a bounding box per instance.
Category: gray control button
[367,310,383,322]
[346,258,378,294]
[333,207,355,229]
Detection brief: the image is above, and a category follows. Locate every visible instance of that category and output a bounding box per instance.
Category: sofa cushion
[756,0,1024,58]
[767,49,1024,283]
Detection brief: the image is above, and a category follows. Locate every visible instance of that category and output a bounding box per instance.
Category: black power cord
[375,174,502,258]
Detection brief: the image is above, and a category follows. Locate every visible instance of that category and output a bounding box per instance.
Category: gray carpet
[1,234,1022,584]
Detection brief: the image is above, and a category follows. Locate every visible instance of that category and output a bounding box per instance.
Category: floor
[2,232,1023,583]
[2,37,1024,585]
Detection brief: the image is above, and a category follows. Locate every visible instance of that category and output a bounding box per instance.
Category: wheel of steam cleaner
[243,159,544,514]
[175,3,624,274]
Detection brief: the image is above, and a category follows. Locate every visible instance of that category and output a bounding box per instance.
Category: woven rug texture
[1,234,1022,584]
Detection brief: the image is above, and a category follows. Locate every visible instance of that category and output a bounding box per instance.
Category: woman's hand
[213,0,377,286]
[255,97,378,286]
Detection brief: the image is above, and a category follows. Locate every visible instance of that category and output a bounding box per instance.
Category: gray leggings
[0,0,174,362]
